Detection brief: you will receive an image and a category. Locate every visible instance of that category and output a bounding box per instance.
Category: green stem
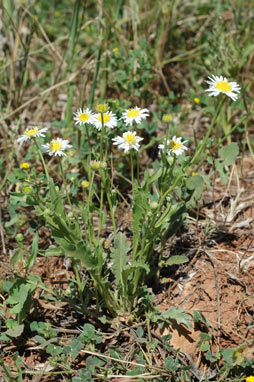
[130,151,134,193]
[58,158,73,212]
[190,96,225,165]
[33,138,50,185]
[72,260,84,305]
[99,112,105,161]
[87,170,95,246]
[106,188,117,238]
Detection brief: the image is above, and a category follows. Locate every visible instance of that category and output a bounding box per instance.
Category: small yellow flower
[113,47,119,53]
[163,114,173,123]
[194,97,200,104]
[192,172,197,176]
[34,15,38,21]
[20,162,30,170]
[81,180,89,188]
[246,377,254,382]
[96,103,109,113]
[54,11,60,17]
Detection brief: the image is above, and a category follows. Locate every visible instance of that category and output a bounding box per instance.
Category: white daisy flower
[92,111,117,131]
[159,136,188,156]
[112,131,143,153]
[73,108,94,126]
[41,138,72,157]
[205,75,240,101]
[17,126,48,144]
[122,106,149,126]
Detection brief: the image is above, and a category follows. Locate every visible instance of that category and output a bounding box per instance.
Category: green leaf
[160,306,193,329]
[132,189,149,234]
[44,247,64,257]
[154,202,172,228]
[186,174,204,201]
[215,159,228,184]
[6,324,24,337]
[193,310,210,329]
[26,232,39,269]
[164,255,189,266]
[200,343,210,352]
[110,232,130,286]
[219,142,239,166]
[10,249,23,266]
[56,240,98,270]
[144,168,162,187]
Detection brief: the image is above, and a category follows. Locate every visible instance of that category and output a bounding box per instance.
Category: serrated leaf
[26,232,39,269]
[132,189,149,234]
[160,306,192,329]
[219,142,239,166]
[165,255,189,266]
[110,232,130,286]
[56,239,98,270]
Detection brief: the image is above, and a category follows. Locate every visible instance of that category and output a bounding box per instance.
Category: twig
[204,251,221,347]
[0,208,6,255]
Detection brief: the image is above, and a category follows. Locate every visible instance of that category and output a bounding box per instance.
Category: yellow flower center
[127,109,140,118]
[194,97,200,104]
[78,113,89,122]
[50,141,62,152]
[98,113,110,124]
[24,127,38,137]
[215,81,232,92]
[124,133,136,145]
[96,104,108,113]
[169,140,181,151]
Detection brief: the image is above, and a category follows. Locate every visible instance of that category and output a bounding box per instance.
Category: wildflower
[20,162,30,169]
[96,103,109,113]
[112,131,143,152]
[246,377,254,382]
[122,106,149,126]
[205,75,240,101]
[163,114,173,123]
[73,108,94,126]
[92,111,117,130]
[90,160,106,170]
[81,180,89,188]
[41,138,72,157]
[192,172,197,176]
[159,136,188,156]
[113,47,119,53]
[194,97,200,104]
[17,126,48,144]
